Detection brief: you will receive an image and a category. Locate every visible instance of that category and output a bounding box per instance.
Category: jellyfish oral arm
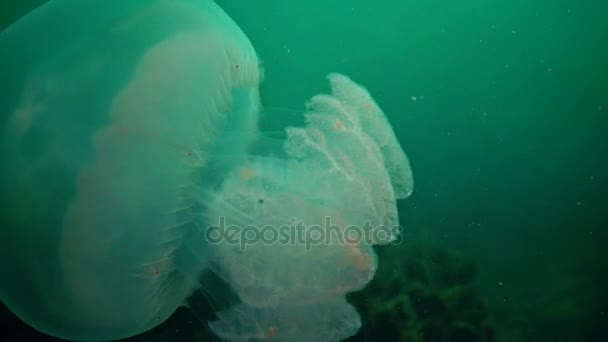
[205,74,413,342]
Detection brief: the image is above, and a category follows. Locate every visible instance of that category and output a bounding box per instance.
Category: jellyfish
[0,1,413,342]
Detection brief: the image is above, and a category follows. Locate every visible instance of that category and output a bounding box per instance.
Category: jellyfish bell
[1,0,261,340]
[1,1,413,342]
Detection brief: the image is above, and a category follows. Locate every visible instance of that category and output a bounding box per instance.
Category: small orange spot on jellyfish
[265,326,278,340]
[347,243,372,272]
[334,119,345,131]
[362,102,373,111]
[239,167,257,181]
[146,264,161,277]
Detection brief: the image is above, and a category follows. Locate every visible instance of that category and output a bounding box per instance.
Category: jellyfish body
[0,1,413,342]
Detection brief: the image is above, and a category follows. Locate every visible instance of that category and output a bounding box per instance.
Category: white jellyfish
[0,1,413,341]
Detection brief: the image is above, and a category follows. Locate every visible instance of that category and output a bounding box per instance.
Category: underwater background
[1,0,606,341]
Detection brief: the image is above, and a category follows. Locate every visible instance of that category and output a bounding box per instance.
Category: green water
[1,1,606,341]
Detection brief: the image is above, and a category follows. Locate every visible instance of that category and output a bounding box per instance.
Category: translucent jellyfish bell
[1,0,261,340]
[1,1,413,342]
